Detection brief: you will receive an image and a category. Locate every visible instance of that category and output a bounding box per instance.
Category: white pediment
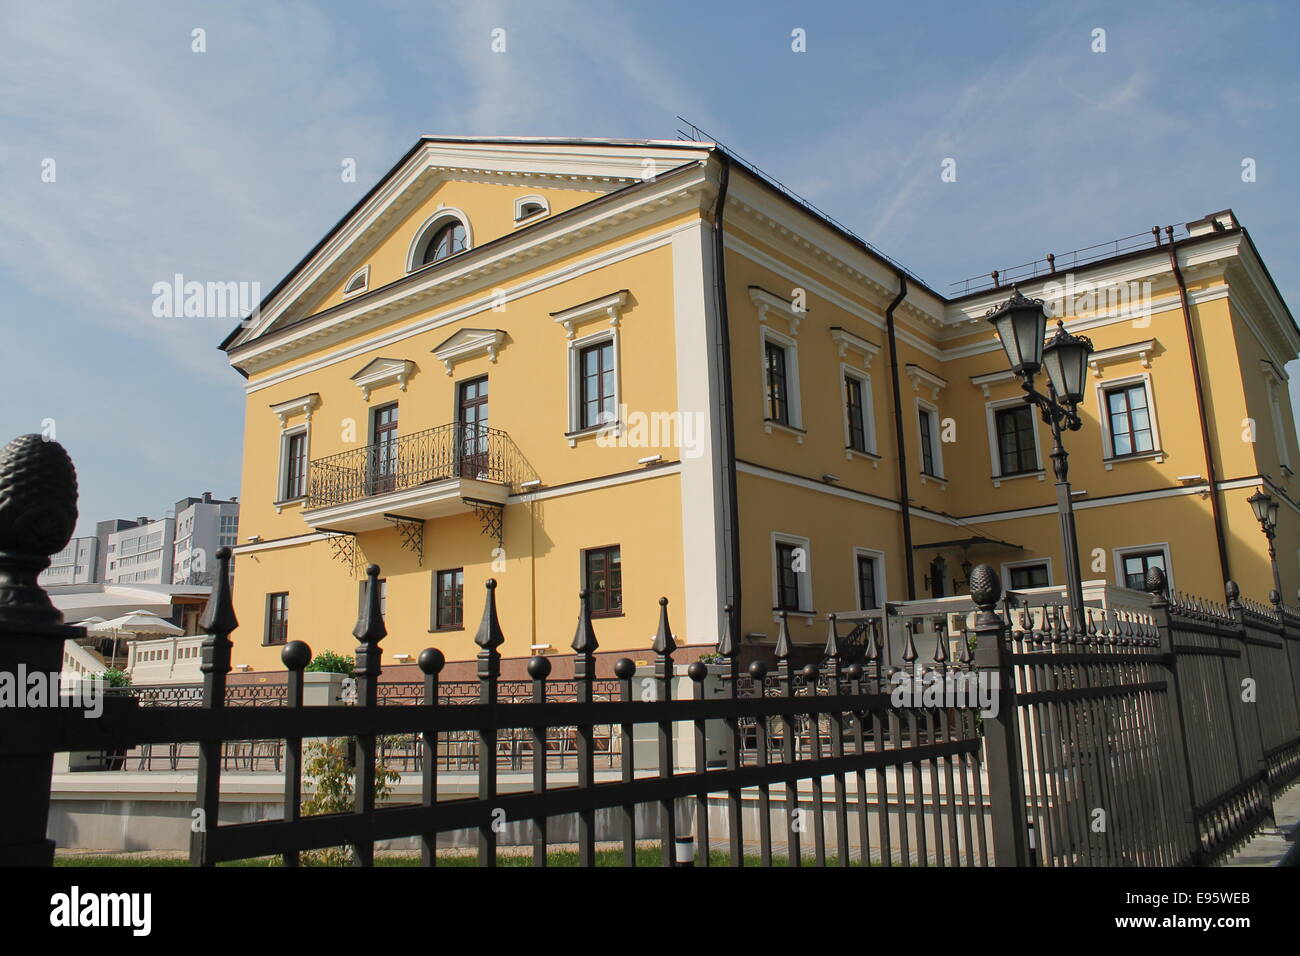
[431,328,507,375]
[829,326,880,369]
[269,393,320,428]
[350,357,416,400]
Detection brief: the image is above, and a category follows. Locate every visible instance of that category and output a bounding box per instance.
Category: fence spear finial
[571,589,599,655]
[774,610,791,662]
[353,563,387,644]
[652,596,676,657]
[823,613,841,663]
[201,546,239,639]
[474,578,505,651]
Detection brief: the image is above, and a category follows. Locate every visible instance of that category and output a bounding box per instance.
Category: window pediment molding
[1088,338,1157,377]
[750,286,805,335]
[269,393,320,428]
[431,328,506,375]
[906,363,948,399]
[970,369,1017,398]
[552,290,629,339]
[829,326,880,369]
[350,357,416,400]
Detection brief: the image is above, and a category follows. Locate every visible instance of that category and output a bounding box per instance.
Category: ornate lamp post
[987,289,1094,623]
[1247,488,1284,603]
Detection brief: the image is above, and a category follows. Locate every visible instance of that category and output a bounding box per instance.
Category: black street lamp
[987,289,1094,623]
[1247,488,1284,603]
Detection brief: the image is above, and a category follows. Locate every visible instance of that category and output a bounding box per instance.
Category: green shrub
[306,650,355,675]
[96,668,131,688]
[300,737,400,866]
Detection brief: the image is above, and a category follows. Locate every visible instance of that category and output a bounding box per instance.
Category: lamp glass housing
[1267,500,1281,530]
[988,295,1047,378]
[1248,490,1273,525]
[1040,321,1093,405]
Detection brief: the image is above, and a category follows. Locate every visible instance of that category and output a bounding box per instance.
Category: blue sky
[1,0,1297,535]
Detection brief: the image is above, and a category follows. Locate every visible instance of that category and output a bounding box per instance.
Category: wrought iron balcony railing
[305,422,526,510]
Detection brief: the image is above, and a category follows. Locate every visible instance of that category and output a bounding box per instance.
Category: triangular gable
[222,137,714,354]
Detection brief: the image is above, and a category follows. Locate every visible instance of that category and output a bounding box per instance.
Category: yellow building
[219,136,1300,673]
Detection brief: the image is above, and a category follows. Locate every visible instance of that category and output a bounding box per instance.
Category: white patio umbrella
[89,609,184,669]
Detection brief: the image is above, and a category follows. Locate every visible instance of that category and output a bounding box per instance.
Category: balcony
[302,422,525,533]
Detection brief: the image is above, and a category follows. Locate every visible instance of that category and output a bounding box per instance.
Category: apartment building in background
[103,516,176,585]
[38,535,99,587]
[217,137,1300,672]
[171,492,241,585]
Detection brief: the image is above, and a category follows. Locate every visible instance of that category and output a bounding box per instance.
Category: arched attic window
[418,218,467,267]
[514,195,549,221]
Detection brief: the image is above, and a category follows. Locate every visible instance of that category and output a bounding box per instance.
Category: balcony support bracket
[383,513,425,566]
[463,497,504,548]
[319,528,358,574]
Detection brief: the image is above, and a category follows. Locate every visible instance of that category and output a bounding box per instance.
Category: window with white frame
[1113,544,1171,591]
[513,195,549,222]
[772,532,812,613]
[761,327,802,431]
[342,265,369,298]
[853,547,884,610]
[1097,374,1162,462]
[917,400,944,478]
[407,210,472,272]
[566,328,620,435]
[278,426,309,502]
[843,368,876,454]
[986,398,1042,479]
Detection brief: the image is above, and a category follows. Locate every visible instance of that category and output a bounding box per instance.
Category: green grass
[57,847,866,867]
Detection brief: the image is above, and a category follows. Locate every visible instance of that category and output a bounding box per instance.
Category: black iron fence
[2,435,1299,867]
[305,422,529,509]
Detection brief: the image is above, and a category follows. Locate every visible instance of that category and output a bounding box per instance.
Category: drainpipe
[884,272,916,599]
[1165,227,1231,585]
[711,155,742,643]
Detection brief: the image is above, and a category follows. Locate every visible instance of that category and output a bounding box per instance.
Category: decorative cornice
[749,285,804,335]
[1088,339,1156,377]
[269,393,320,427]
[970,369,1017,398]
[551,290,629,339]
[828,326,880,368]
[906,363,948,399]
[349,357,416,400]
[431,328,506,375]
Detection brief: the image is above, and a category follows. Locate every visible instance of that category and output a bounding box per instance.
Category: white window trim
[771,531,814,619]
[342,265,370,299]
[406,207,473,273]
[1088,338,1156,377]
[1112,542,1173,592]
[276,424,309,508]
[851,547,886,610]
[566,327,621,445]
[1096,372,1163,467]
[985,396,1045,485]
[1260,360,1294,474]
[1001,558,1054,590]
[761,325,803,437]
[916,398,946,482]
[841,364,879,461]
[513,194,550,223]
